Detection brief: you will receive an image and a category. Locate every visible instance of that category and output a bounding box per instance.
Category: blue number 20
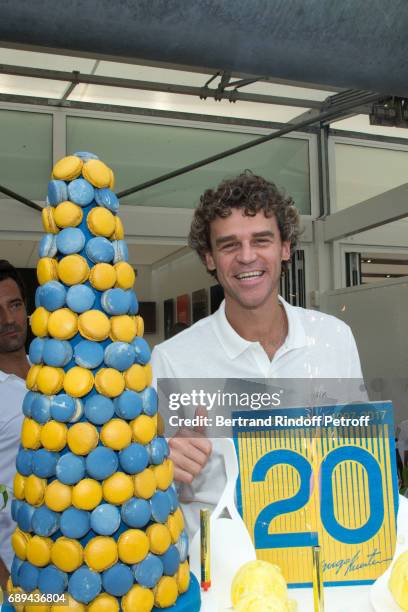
[251,447,384,549]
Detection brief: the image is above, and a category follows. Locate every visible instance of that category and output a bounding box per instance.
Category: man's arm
[151,346,212,484]
[0,557,9,590]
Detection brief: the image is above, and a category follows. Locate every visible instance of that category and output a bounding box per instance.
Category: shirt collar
[211,295,307,360]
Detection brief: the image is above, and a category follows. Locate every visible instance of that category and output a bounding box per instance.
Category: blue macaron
[68,178,95,207]
[38,565,68,595]
[50,394,76,422]
[60,508,90,539]
[147,437,168,465]
[133,553,163,588]
[22,391,39,417]
[18,561,40,592]
[74,340,105,369]
[160,545,181,576]
[84,394,115,426]
[16,448,34,476]
[101,288,131,316]
[150,490,172,524]
[31,394,51,424]
[141,386,158,416]
[32,506,60,537]
[166,485,179,512]
[177,530,189,562]
[90,504,121,536]
[56,453,86,485]
[113,390,143,420]
[43,338,73,367]
[38,281,67,311]
[73,151,99,162]
[10,556,23,587]
[68,566,101,604]
[102,563,133,597]
[32,449,60,478]
[121,497,151,529]
[48,179,68,205]
[11,499,23,522]
[56,227,86,255]
[28,337,45,364]
[112,240,128,263]
[66,284,95,313]
[16,502,35,532]
[128,291,138,315]
[119,442,149,475]
[85,237,114,264]
[94,188,119,213]
[132,337,151,365]
[39,233,57,258]
[104,341,135,371]
[85,446,118,480]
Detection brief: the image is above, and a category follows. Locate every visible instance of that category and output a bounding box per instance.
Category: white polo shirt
[0,369,26,570]
[151,297,365,538]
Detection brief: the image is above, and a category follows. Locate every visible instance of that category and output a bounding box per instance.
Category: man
[0,261,29,588]
[151,172,364,537]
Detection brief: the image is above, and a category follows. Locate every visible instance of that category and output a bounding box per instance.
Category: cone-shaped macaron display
[8,153,201,611]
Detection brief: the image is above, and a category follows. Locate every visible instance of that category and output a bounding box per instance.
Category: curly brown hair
[188,172,301,276]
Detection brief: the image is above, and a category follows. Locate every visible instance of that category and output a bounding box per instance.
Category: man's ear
[281,241,291,262]
[204,251,216,272]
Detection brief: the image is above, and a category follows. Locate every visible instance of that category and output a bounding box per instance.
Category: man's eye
[220,243,237,251]
[11,302,23,310]
[254,238,270,245]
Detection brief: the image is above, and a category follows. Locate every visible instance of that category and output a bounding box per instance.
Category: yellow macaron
[30,307,50,337]
[146,524,171,555]
[42,206,59,234]
[135,315,144,337]
[100,418,132,450]
[40,420,68,452]
[95,368,125,399]
[102,472,134,505]
[89,263,117,291]
[78,310,110,341]
[176,560,190,594]
[153,459,175,492]
[110,216,124,240]
[63,366,94,397]
[48,308,78,340]
[154,576,178,608]
[122,586,154,612]
[11,528,31,561]
[114,262,135,289]
[51,594,86,612]
[13,473,26,500]
[125,364,147,392]
[87,207,116,237]
[54,201,84,228]
[67,422,99,455]
[58,255,90,285]
[144,364,153,386]
[82,159,112,189]
[167,513,181,544]
[26,364,42,391]
[44,480,72,512]
[117,529,149,565]
[21,417,42,449]
[25,474,47,506]
[37,257,58,285]
[26,535,53,567]
[133,468,156,500]
[172,507,185,533]
[88,594,119,612]
[52,155,83,181]
[84,536,118,572]
[130,415,156,445]
[51,537,83,573]
[110,315,137,343]
[37,365,65,395]
[72,479,103,510]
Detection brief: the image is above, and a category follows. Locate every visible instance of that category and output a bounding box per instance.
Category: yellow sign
[234,403,398,586]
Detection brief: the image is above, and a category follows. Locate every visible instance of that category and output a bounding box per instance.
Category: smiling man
[0,260,29,587]
[151,172,364,537]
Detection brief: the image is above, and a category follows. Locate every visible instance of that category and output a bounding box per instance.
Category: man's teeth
[236,271,263,279]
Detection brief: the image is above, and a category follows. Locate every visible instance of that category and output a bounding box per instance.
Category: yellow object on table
[121,585,154,612]
[154,576,178,608]
[231,560,296,611]
[389,549,408,610]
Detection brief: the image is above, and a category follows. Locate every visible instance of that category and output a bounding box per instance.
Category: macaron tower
[7,153,201,612]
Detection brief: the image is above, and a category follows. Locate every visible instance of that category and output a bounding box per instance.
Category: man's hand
[169,407,212,484]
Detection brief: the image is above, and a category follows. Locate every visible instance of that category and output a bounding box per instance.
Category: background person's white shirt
[152,297,366,538]
[0,369,26,570]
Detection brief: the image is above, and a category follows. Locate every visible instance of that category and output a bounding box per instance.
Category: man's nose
[0,308,16,327]
[237,242,257,264]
